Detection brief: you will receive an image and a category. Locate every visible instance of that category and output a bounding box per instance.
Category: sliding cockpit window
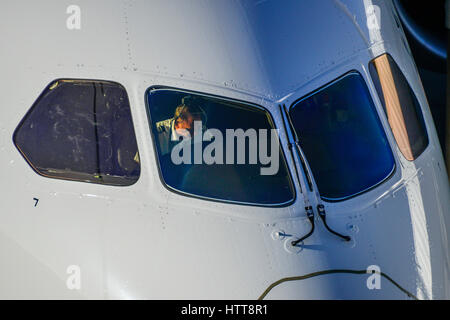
[14,80,140,186]
[369,53,429,161]
[289,72,395,201]
[146,88,295,206]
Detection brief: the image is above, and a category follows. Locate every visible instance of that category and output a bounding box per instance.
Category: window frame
[145,85,297,208]
[13,78,141,186]
[288,70,397,202]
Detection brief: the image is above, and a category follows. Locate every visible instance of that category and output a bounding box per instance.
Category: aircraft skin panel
[0,1,128,73]
[0,0,449,299]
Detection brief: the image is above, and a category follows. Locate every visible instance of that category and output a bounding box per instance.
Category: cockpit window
[289,72,395,201]
[369,53,429,160]
[146,87,294,206]
[14,79,140,186]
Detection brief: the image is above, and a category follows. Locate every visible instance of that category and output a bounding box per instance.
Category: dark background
[394,0,448,161]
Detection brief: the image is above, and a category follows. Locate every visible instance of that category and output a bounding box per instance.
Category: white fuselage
[0,0,449,299]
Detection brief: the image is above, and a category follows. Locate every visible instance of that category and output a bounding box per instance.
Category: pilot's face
[175,112,201,137]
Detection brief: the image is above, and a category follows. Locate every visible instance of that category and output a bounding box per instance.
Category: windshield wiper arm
[280,104,350,243]
[291,205,315,246]
[317,204,351,241]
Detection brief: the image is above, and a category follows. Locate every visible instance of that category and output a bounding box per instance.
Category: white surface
[0,0,449,299]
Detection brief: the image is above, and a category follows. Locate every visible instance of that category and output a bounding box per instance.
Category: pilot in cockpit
[155,95,207,156]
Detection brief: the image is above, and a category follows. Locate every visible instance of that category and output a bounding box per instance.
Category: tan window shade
[369,54,428,161]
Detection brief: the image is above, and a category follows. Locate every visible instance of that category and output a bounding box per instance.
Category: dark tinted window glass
[146,88,294,205]
[369,54,429,160]
[14,80,140,185]
[289,72,395,200]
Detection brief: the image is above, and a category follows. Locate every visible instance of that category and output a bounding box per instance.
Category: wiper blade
[293,141,313,192]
